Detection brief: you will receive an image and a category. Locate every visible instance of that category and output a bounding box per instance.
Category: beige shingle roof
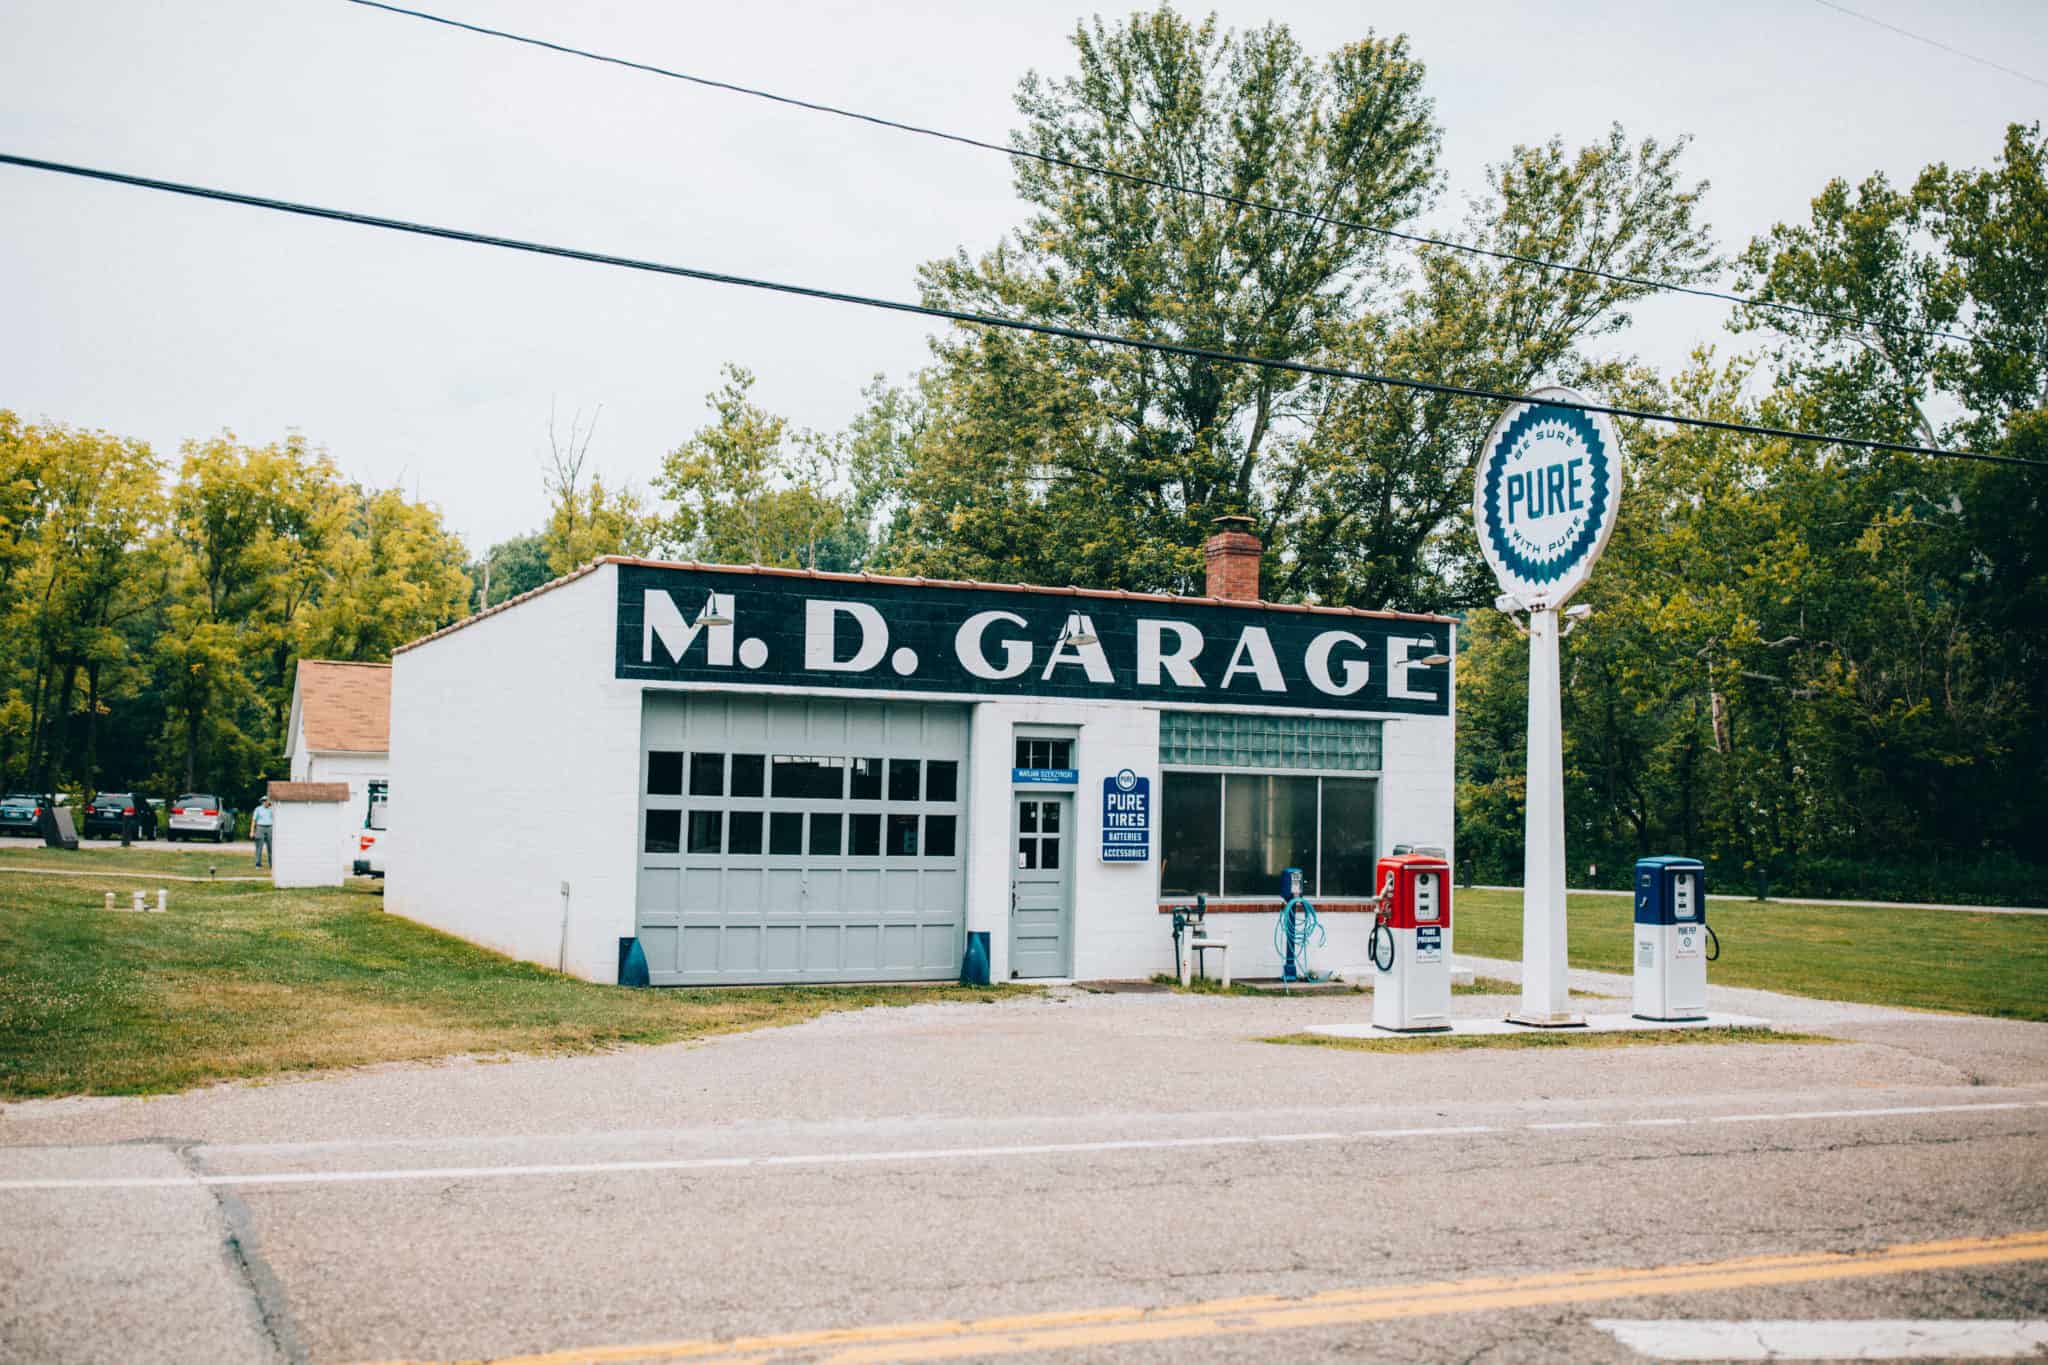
[295,661,390,754]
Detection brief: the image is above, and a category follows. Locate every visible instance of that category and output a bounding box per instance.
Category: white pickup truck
[351,779,389,878]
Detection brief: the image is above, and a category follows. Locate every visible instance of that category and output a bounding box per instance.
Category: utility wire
[346,0,1999,352]
[2,151,2038,471]
[1810,0,2048,91]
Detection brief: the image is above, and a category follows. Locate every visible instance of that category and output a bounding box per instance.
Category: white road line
[1528,1121,1608,1130]
[1595,1319,2048,1359]
[0,1101,2040,1193]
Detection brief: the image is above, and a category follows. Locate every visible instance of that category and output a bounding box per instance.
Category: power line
[345,0,1998,353]
[2,150,2037,471]
[1810,0,2048,91]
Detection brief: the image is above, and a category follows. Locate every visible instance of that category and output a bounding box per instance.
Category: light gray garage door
[636,693,969,985]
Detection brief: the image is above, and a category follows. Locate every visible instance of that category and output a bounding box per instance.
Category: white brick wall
[388,566,642,981]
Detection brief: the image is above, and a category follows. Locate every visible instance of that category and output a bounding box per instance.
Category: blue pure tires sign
[1473,386,1624,608]
[1101,768,1151,863]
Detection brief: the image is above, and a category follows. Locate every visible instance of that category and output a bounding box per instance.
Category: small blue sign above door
[1013,767,1080,785]
[1101,768,1151,863]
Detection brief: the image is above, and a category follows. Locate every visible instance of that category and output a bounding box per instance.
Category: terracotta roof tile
[295,661,390,753]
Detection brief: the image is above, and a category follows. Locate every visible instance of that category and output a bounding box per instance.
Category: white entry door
[1010,794,1072,978]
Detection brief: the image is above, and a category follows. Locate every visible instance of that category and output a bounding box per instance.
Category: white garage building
[387,526,1455,986]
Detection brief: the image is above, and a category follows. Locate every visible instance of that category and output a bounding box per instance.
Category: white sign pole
[1517,607,1572,1024]
[1472,385,1623,1030]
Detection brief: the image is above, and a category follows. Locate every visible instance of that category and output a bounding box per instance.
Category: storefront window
[1161,773,1221,897]
[1160,772,1379,898]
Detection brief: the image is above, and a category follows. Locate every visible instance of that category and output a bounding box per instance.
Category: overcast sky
[3,0,2042,553]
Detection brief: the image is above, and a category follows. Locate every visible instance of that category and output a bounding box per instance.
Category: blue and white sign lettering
[1473,386,1623,609]
[1100,768,1151,863]
[1013,768,1080,786]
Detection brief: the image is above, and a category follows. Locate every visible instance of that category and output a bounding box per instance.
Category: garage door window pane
[850,757,883,800]
[648,752,683,796]
[927,760,958,803]
[689,753,725,797]
[773,755,844,799]
[1224,775,1318,896]
[645,809,681,854]
[686,810,721,854]
[731,754,765,798]
[1321,779,1377,896]
[849,812,880,855]
[809,812,843,856]
[887,813,919,856]
[925,814,957,857]
[769,811,804,856]
[1161,773,1221,897]
[888,759,921,802]
[728,810,763,855]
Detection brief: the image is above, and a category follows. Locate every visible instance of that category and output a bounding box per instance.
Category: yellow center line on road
[369,1230,2048,1365]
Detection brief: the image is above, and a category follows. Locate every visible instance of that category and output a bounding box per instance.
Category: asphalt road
[2,974,2044,1364]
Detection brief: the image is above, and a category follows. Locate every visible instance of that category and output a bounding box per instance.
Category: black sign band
[613,563,1450,717]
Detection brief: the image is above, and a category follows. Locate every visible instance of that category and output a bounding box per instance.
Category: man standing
[252,796,274,869]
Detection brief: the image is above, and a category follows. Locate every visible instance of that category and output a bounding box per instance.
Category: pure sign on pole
[1472,386,1623,1026]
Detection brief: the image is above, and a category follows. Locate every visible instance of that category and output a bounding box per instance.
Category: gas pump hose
[1705,923,1721,961]
[1276,896,1326,979]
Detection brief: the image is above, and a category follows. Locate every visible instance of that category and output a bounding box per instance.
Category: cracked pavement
[1,981,2044,1363]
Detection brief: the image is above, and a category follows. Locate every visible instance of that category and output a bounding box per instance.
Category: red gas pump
[1370,853,1452,1032]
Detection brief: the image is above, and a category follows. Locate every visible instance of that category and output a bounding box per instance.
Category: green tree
[470,531,554,608]
[301,487,472,660]
[540,409,658,577]
[656,365,862,571]
[883,8,1711,606]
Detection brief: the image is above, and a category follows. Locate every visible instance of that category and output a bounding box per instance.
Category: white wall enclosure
[388,556,1455,985]
[266,781,352,888]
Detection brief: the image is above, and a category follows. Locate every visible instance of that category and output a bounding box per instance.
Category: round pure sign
[1473,385,1623,609]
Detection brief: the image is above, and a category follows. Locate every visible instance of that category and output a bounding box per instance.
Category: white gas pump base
[1310,1012,1769,1042]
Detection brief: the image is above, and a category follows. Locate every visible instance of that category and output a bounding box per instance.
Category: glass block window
[1160,712,1381,771]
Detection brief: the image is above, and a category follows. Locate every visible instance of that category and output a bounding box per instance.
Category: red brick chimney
[1203,515,1262,601]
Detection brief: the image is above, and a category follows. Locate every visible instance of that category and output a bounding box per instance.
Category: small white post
[156,888,167,913]
[1511,607,1580,1027]
[104,891,115,912]
[131,889,145,914]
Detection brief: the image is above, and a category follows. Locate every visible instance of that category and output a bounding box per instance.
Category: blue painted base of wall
[617,936,650,987]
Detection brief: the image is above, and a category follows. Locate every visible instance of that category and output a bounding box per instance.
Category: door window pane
[1018,838,1038,870]
[645,809,681,854]
[1161,772,1221,896]
[772,755,844,799]
[686,810,722,854]
[809,812,843,856]
[925,814,957,857]
[689,752,725,797]
[1321,779,1378,896]
[1019,803,1038,834]
[888,759,921,802]
[850,757,883,800]
[926,760,958,803]
[730,754,765,798]
[1223,774,1318,897]
[1040,801,1060,833]
[728,810,763,855]
[648,752,683,796]
[849,812,880,855]
[1039,835,1060,869]
[769,811,804,856]
[887,813,919,856]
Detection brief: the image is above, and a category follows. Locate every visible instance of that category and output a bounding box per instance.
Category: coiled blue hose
[1276,896,1326,980]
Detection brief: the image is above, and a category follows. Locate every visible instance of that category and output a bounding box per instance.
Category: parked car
[0,793,52,837]
[166,794,236,842]
[82,792,159,839]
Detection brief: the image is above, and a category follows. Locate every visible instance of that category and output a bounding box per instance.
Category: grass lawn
[0,844,271,879]
[1265,1026,1833,1055]
[1452,889,2048,1021]
[0,870,1026,1100]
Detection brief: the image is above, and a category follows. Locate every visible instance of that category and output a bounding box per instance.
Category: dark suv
[83,792,159,840]
[0,793,50,837]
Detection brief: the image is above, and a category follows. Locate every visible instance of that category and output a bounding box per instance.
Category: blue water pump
[1276,866,1326,983]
